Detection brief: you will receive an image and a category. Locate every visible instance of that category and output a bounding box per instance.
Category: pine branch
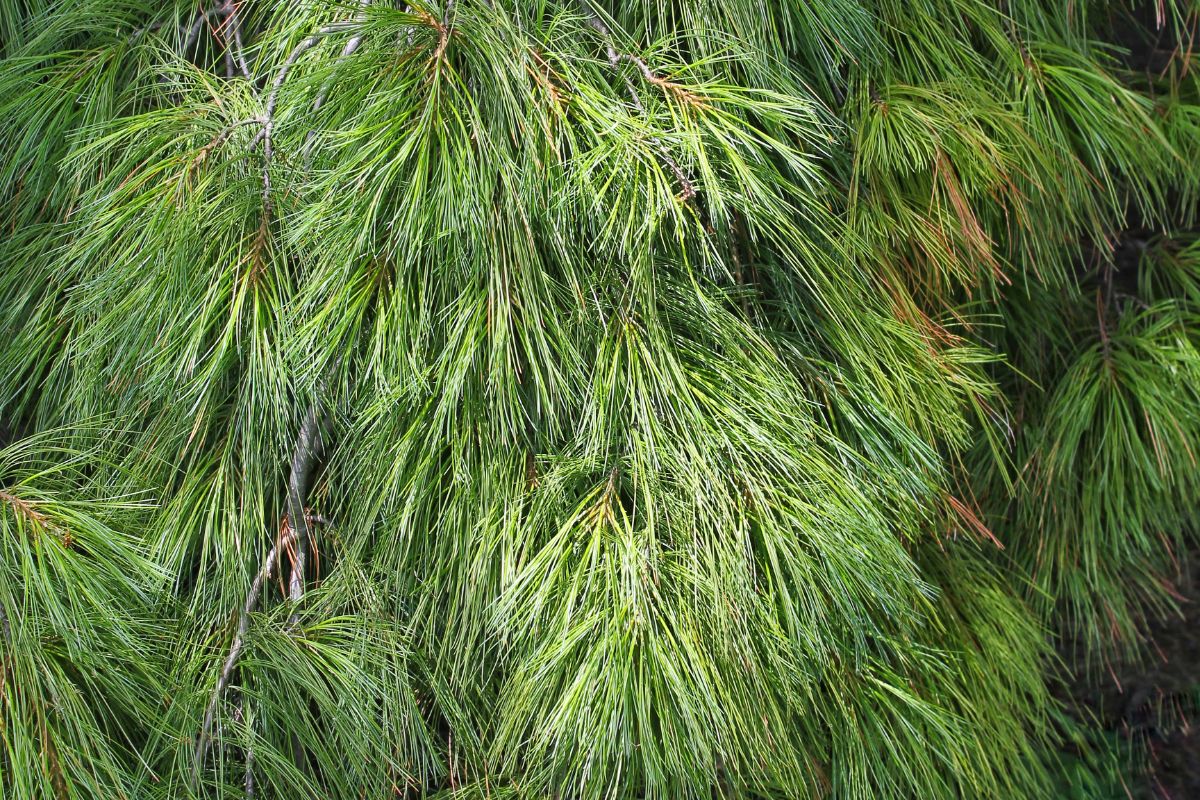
[6,3,1200,797]
[304,0,373,159]
[192,527,296,783]
[244,747,255,798]
[285,403,323,621]
[257,12,365,214]
[191,117,265,171]
[221,0,254,82]
[578,0,696,200]
[183,9,223,59]
[191,405,324,782]
[193,408,323,787]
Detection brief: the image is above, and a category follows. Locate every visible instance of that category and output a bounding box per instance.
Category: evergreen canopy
[1,1,1199,798]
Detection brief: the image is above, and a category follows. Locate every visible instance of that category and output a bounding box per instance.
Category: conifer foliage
[1,1,1199,798]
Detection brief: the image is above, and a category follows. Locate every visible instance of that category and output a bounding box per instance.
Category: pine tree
[2,1,1198,798]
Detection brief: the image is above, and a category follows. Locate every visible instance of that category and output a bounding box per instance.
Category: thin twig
[192,528,297,784]
[580,1,621,66]
[285,404,323,626]
[185,9,356,791]
[244,729,255,798]
[222,0,254,82]
[235,691,255,798]
[280,403,325,775]
[1097,287,1112,362]
[184,14,205,57]
[184,9,222,59]
[260,19,358,211]
[577,1,695,200]
[0,489,51,529]
[189,117,265,176]
[263,21,359,145]
[304,0,374,160]
[312,1,372,113]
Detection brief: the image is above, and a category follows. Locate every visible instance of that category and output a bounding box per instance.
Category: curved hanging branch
[179,2,252,79]
[304,0,374,159]
[192,527,296,784]
[260,15,366,203]
[191,402,325,781]
[183,8,223,59]
[221,0,254,81]
[578,1,696,200]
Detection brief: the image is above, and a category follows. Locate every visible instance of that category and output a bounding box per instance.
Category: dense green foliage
[1,1,1199,797]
